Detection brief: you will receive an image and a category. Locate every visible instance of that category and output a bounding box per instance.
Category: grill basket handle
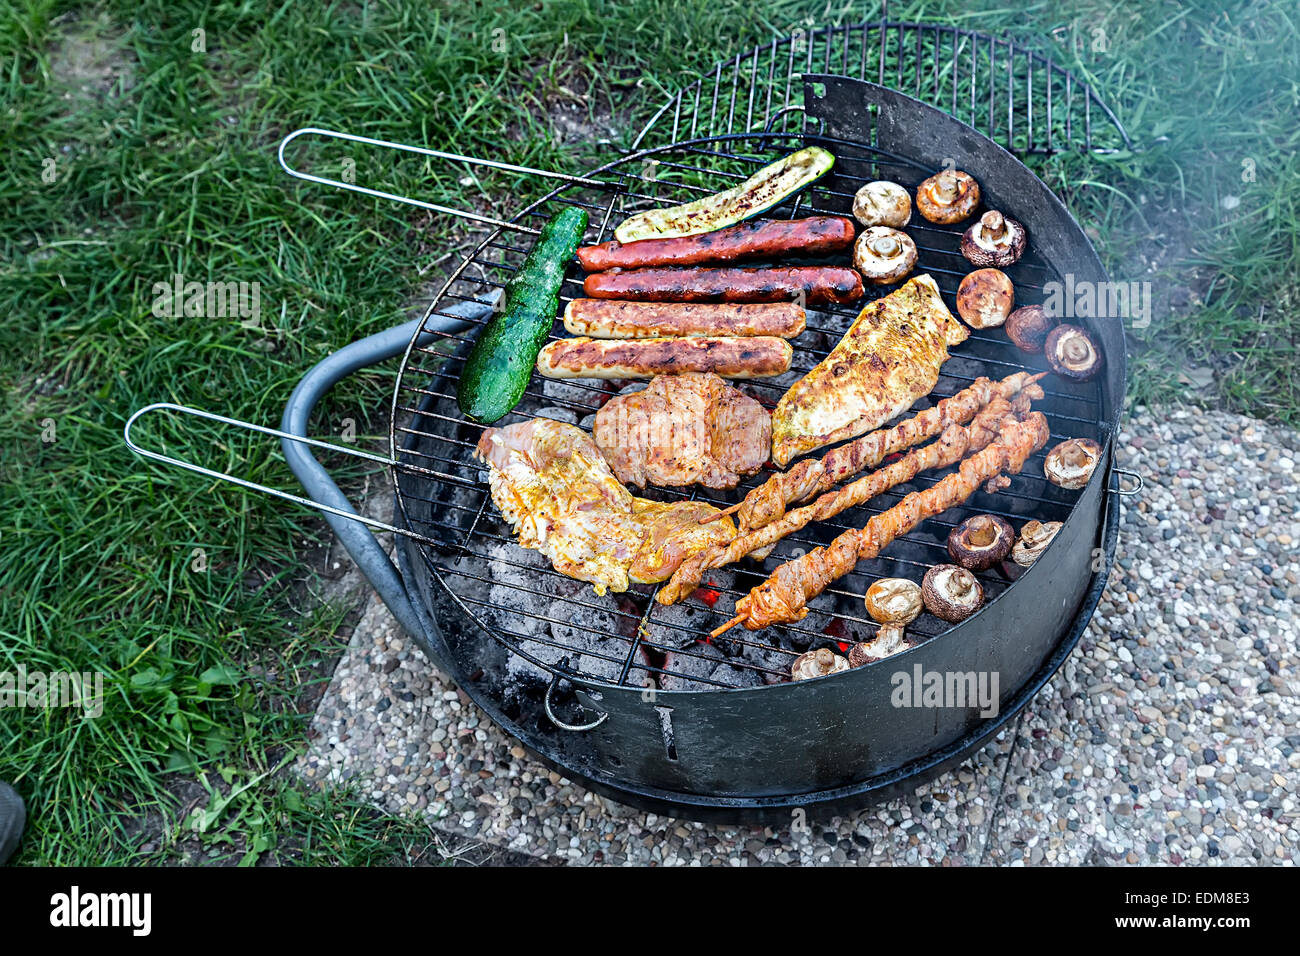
[277,127,609,236]
[124,301,489,654]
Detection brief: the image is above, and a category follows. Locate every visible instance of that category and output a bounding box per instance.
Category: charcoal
[659,640,764,691]
[535,404,579,424]
[735,636,798,685]
[542,376,604,410]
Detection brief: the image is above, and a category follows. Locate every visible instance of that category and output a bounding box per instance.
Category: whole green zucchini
[614,146,835,243]
[457,206,589,424]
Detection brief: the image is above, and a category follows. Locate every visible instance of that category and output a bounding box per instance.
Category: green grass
[0,0,1295,865]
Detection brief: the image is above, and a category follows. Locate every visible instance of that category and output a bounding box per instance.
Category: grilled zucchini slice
[614,147,835,243]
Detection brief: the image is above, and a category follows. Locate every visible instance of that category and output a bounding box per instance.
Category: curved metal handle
[544,674,609,732]
[1110,467,1143,498]
[125,301,489,646]
[277,127,609,235]
[123,403,428,540]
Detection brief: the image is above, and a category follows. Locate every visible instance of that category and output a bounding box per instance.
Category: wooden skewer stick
[710,616,744,638]
[700,502,744,523]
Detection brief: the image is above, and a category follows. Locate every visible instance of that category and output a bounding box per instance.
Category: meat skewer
[657,396,1024,606]
[702,371,1045,530]
[576,216,855,271]
[710,411,1051,634]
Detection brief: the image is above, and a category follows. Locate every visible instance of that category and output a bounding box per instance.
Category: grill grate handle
[277,127,612,235]
[124,402,431,542]
[124,301,491,656]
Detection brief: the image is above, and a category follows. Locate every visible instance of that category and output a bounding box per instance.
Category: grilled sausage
[583,266,864,304]
[536,336,793,379]
[576,216,855,271]
[562,299,806,339]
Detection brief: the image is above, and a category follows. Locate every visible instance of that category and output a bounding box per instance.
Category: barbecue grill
[127,21,1142,821]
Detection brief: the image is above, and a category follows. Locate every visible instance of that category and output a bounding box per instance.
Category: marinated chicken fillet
[476,419,734,594]
[771,274,968,466]
[594,373,771,489]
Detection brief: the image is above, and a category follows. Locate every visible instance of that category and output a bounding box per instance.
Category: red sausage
[583,266,864,304]
[576,216,856,271]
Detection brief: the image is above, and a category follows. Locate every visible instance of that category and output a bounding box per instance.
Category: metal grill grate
[635,20,1132,156]
[390,127,1108,692]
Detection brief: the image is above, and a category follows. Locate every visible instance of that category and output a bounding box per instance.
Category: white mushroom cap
[915,169,980,223]
[864,578,924,625]
[853,226,918,285]
[791,647,850,681]
[1044,438,1101,490]
[852,181,912,227]
[956,268,1015,329]
[1012,520,1063,567]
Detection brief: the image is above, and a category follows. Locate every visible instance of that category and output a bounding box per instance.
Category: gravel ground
[296,406,1299,864]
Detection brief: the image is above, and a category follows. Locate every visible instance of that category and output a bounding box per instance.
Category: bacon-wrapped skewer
[703,371,1045,531]
[711,411,1050,634]
[657,394,1027,606]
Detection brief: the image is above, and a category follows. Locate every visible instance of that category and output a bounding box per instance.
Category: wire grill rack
[389,129,1109,691]
[634,20,1132,155]
[125,21,1135,694]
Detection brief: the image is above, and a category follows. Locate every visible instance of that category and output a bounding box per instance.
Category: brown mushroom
[915,169,981,223]
[791,647,850,681]
[1012,520,1063,567]
[852,181,912,228]
[960,210,1027,267]
[947,514,1014,571]
[853,227,918,285]
[956,268,1015,329]
[1005,304,1056,353]
[849,578,924,665]
[920,564,977,624]
[922,565,986,623]
[1045,324,1104,381]
[1044,438,1101,490]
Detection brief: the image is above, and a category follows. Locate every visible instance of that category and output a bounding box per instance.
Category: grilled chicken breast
[594,373,771,489]
[770,274,968,467]
[476,419,735,594]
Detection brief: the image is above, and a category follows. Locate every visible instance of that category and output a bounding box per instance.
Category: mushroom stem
[870,625,908,655]
[950,569,978,600]
[1063,337,1091,363]
[1062,443,1090,466]
[967,520,997,548]
[980,210,1006,239]
[871,235,901,256]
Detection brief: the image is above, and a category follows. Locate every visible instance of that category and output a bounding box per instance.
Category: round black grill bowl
[384,77,1127,822]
